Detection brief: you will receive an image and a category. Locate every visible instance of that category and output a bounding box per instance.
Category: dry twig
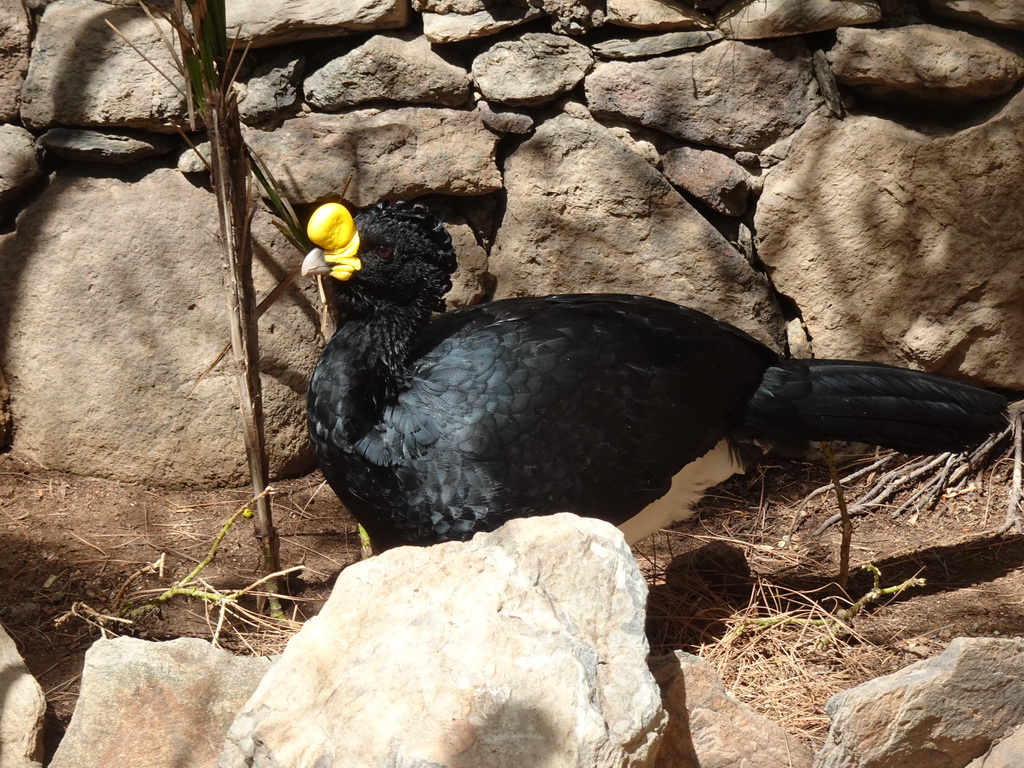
[125,488,276,618]
[809,424,1013,537]
[820,442,852,588]
[997,403,1023,534]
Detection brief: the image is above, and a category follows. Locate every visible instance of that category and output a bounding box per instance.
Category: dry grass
[125,577,306,655]
[698,578,889,741]
[637,531,921,745]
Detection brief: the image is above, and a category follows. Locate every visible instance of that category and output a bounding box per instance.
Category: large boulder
[924,0,1024,31]
[472,32,593,106]
[592,29,723,60]
[966,724,1024,768]
[491,113,785,347]
[661,146,753,217]
[237,51,305,125]
[755,89,1024,388]
[0,167,321,485]
[221,514,666,768]
[605,0,710,30]
[419,1,543,44]
[37,128,176,165]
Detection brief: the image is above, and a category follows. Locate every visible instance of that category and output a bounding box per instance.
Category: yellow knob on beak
[303,202,362,281]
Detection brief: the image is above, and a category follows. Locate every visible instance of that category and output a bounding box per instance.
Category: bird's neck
[317,296,431,431]
[359,300,425,386]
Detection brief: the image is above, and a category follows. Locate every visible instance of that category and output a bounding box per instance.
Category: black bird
[301,200,1008,551]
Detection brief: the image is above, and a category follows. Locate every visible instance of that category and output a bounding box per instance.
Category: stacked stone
[1,0,1022,485]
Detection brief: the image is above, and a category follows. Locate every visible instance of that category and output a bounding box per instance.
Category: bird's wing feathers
[349,295,774,541]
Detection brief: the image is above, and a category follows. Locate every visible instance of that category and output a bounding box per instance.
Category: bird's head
[301,200,457,312]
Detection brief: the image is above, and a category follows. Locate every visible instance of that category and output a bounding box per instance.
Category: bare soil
[1,444,1022,761]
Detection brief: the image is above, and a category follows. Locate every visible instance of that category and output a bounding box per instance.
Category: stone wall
[0,0,1021,484]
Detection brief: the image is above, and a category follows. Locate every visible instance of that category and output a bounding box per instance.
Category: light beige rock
[586,39,819,151]
[966,723,1024,768]
[413,0,491,10]
[925,0,1024,30]
[536,0,606,34]
[491,114,785,348]
[593,29,723,59]
[0,125,41,209]
[652,652,813,768]
[226,0,409,47]
[828,24,1024,105]
[661,146,752,217]
[243,109,502,207]
[0,169,320,485]
[21,0,186,132]
[38,128,175,164]
[306,34,471,109]
[0,623,44,768]
[718,0,881,40]
[445,217,491,307]
[237,52,303,125]
[221,514,666,768]
[177,141,211,174]
[0,0,30,122]
[606,0,711,30]
[421,4,543,43]
[817,638,1024,768]
[476,99,535,134]
[426,196,497,308]
[756,89,1024,388]
[472,32,593,106]
[50,637,270,768]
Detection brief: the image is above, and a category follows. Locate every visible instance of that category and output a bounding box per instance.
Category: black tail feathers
[737,359,1008,457]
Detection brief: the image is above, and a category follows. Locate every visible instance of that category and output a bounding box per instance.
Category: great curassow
[301,200,1008,551]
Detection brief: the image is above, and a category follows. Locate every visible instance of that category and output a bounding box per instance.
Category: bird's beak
[303,202,362,281]
[301,247,333,276]
[301,247,361,281]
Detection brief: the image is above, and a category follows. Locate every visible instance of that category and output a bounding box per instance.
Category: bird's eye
[376,245,393,261]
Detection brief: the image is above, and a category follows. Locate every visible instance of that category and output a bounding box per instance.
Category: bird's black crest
[367,200,457,277]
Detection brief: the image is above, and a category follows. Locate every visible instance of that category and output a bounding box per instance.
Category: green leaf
[249,150,312,253]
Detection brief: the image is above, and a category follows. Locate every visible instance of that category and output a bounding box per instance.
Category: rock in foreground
[652,651,813,768]
[220,513,665,768]
[50,637,270,768]
[816,637,1024,768]
[0,622,45,768]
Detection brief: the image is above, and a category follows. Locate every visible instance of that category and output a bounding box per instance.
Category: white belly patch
[616,440,746,545]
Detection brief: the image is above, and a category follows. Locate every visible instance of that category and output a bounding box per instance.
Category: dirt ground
[1,441,1022,761]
